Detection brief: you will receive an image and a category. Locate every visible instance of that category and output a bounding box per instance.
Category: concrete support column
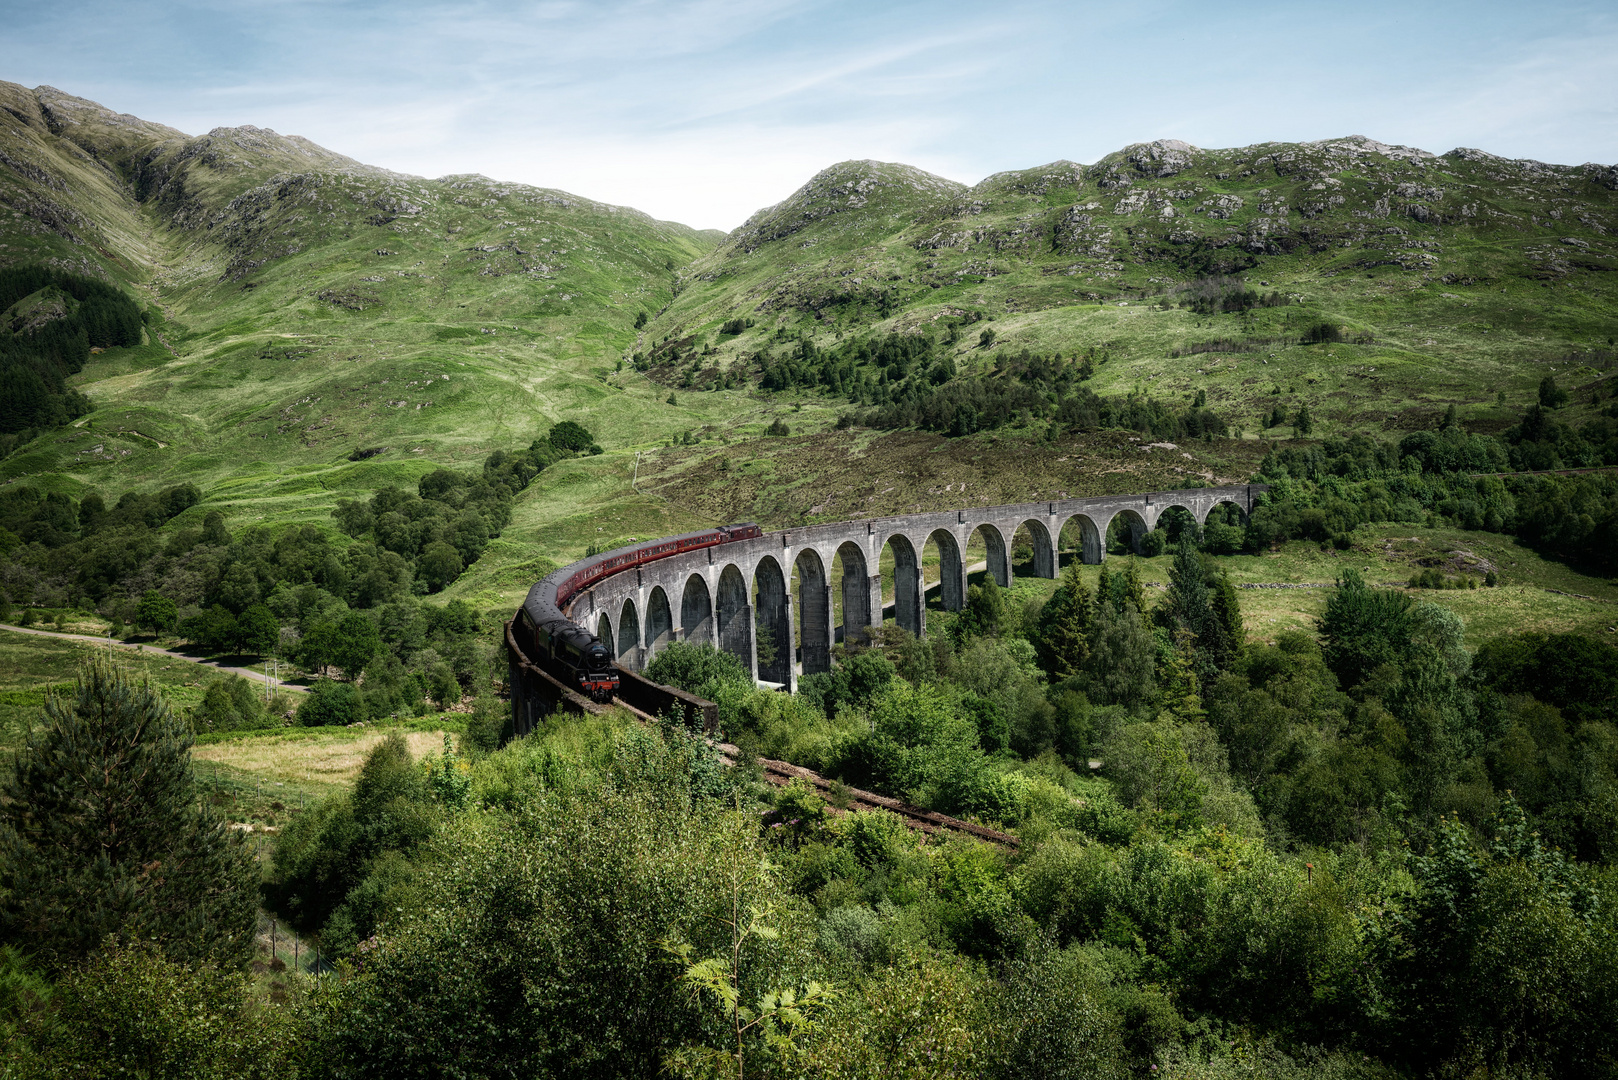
[866,572,884,641]
[983,527,1011,587]
[895,561,924,638]
[779,595,798,693]
[745,602,758,682]
[801,583,833,675]
[716,565,754,679]
[719,601,755,681]
[1034,520,1058,579]
[1081,519,1105,564]
[939,535,966,611]
[756,580,793,687]
[841,560,873,645]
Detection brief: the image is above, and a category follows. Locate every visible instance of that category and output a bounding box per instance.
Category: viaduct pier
[553,483,1266,694]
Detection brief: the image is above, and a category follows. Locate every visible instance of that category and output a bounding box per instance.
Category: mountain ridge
[0,79,1615,619]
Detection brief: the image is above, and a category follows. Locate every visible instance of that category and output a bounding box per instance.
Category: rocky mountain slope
[664,137,1618,328]
[1,82,1615,611]
[637,136,1616,453]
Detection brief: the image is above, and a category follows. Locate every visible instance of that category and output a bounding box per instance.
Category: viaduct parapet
[562,484,1266,692]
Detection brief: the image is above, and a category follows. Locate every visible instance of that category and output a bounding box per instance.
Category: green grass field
[3,86,1617,745]
[0,629,216,747]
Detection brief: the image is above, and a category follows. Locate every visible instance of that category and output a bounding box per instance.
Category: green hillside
[651,140,1618,442]
[0,83,1616,618]
[0,81,746,591]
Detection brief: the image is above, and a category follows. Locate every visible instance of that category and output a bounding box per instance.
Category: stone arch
[835,540,875,646]
[716,563,754,676]
[645,586,673,663]
[1012,518,1057,579]
[1153,504,1200,546]
[926,528,966,611]
[617,598,641,670]
[1059,513,1104,565]
[753,555,792,687]
[595,612,614,654]
[968,523,1010,587]
[795,548,833,676]
[883,533,924,637]
[1105,508,1149,555]
[1203,499,1249,527]
[681,574,713,647]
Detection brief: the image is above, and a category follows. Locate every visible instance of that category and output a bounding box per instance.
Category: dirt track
[0,624,306,691]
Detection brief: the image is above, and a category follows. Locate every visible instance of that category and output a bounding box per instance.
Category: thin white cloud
[0,0,1612,231]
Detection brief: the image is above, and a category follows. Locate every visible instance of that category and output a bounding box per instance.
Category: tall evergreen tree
[962,575,1007,638]
[1084,603,1157,711]
[1157,537,1233,680]
[1210,569,1244,671]
[0,659,257,971]
[1034,562,1093,679]
[1121,558,1147,615]
[1319,568,1416,689]
[1094,562,1115,617]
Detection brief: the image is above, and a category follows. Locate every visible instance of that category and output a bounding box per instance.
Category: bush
[267,733,435,949]
[302,773,806,1079]
[548,420,595,451]
[798,651,896,718]
[192,675,278,733]
[297,678,360,727]
[16,941,304,1078]
[463,694,510,752]
[644,641,751,701]
[1202,521,1244,555]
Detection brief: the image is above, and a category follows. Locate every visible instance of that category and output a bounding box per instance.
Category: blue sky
[2,0,1613,230]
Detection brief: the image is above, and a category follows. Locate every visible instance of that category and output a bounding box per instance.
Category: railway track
[607,693,1018,848]
[508,624,1019,848]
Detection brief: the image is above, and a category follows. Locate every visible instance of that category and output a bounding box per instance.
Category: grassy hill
[0,81,740,594]
[1,83,1616,617]
[650,140,1618,443]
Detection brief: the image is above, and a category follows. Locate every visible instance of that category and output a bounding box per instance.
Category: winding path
[0,624,306,691]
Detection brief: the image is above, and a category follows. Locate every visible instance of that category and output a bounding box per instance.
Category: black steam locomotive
[519,522,764,702]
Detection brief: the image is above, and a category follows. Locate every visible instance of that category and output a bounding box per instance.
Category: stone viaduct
[566,484,1266,693]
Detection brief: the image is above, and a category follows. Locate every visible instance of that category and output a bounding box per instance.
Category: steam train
[519,522,765,701]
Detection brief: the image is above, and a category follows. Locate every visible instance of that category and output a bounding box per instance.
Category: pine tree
[0,658,257,971]
[1159,628,1206,723]
[1034,562,1093,679]
[1158,536,1227,681]
[1121,558,1147,615]
[1210,570,1244,670]
[963,575,1007,638]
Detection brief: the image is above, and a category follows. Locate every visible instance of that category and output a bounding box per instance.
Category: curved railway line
[508,485,1264,847]
[503,619,1020,847]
